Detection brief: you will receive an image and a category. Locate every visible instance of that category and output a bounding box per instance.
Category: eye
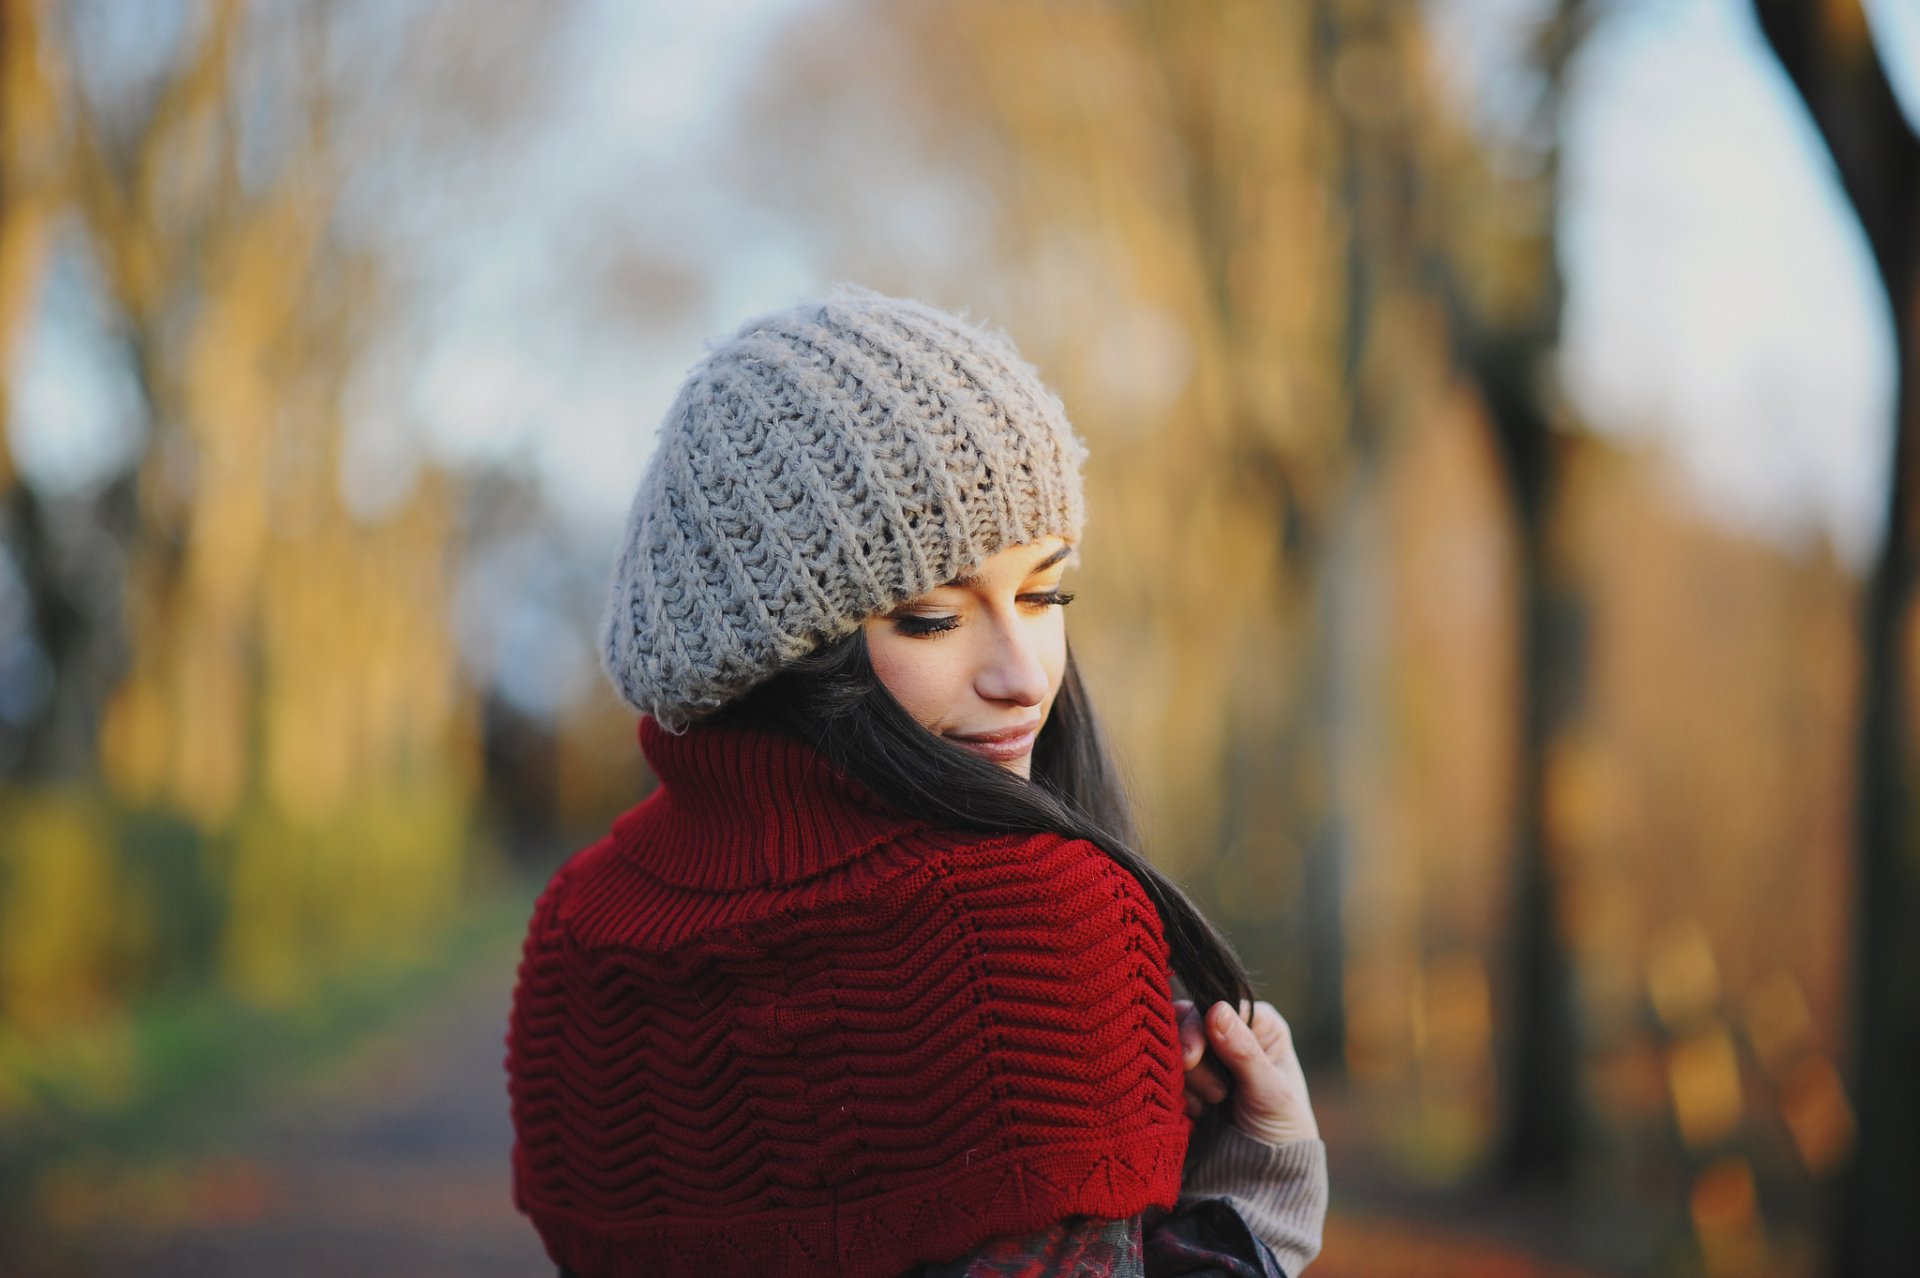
[1019,590,1075,610]
[892,613,960,637]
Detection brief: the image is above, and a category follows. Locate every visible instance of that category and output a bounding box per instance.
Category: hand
[1174,997,1320,1146]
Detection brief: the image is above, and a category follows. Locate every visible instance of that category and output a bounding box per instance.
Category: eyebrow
[943,542,1076,590]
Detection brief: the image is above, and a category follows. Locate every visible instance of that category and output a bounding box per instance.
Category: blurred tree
[1118,0,1357,1067]
[0,0,127,783]
[1308,0,1434,1081]
[1749,1,1920,1271]
[0,0,570,1025]
[1289,0,1593,1184]
[1552,433,1861,1266]
[1421,0,1593,1191]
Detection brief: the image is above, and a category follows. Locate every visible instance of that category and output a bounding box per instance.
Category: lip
[947,719,1042,762]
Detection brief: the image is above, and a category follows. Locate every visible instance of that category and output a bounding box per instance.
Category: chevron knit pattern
[598,283,1089,730]
[504,715,1190,1278]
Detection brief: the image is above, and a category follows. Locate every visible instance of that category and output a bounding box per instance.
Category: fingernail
[1210,1004,1233,1031]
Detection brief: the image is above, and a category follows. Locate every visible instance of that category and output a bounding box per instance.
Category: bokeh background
[2,0,1916,1275]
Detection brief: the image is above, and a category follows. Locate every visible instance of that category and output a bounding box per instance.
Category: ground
[12,913,1628,1278]
[16,934,552,1278]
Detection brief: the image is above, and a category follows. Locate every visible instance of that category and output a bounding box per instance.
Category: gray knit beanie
[598,282,1089,730]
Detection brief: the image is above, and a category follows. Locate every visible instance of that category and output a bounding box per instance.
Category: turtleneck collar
[611,714,923,892]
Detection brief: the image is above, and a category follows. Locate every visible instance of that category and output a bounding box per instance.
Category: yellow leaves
[0,788,121,1035]
[1644,939,1857,1180]
[1665,1024,1744,1150]
[175,621,252,829]
[258,505,464,829]
[175,198,332,626]
[260,538,360,824]
[1742,970,1856,1176]
[1640,923,1764,1156]
[100,674,171,805]
[0,1011,137,1117]
[219,766,474,1008]
[1342,950,1499,1181]
[1419,951,1493,1082]
[0,198,55,392]
[0,0,63,204]
[0,788,140,1113]
[209,488,473,1006]
[182,442,270,624]
[1541,731,1623,865]
[1646,917,1721,1032]
[1344,951,1494,1087]
[1345,959,1415,1086]
[1741,970,1815,1075]
[1330,38,1406,134]
[0,0,499,1143]
[0,2,63,498]
[1689,1156,1767,1278]
[1777,1052,1855,1176]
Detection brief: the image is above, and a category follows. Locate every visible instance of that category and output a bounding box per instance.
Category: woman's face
[862,535,1077,779]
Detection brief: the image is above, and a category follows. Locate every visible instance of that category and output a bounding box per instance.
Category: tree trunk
[1421,0,1590,1187]
[1750,3,1920,1271]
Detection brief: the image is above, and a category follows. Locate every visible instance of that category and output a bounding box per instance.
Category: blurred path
[39,932,554,1278]
[24,927,1626,1278]
[1315,1215,1623,1277]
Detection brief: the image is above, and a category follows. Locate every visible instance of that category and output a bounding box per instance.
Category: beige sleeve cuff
[1180,1124,1328,1275]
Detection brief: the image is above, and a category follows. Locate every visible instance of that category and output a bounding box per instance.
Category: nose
[973,613,1050,708]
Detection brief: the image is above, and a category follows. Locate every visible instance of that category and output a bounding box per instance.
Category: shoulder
[925,830,1171,957]
[919,832,1181,1054]
[513,821,1168,983]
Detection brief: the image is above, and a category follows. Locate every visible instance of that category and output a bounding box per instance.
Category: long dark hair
[706,627,1253,1019]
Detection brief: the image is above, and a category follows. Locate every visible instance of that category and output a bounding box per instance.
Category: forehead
[941,536,1076,589]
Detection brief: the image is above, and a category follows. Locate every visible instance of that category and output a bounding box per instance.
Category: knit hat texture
[599,282,1089,729]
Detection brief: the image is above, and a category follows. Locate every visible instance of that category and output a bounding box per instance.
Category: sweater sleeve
[1179,1124,1328,1275]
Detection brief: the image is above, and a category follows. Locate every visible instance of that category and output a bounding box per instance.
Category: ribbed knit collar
[612,714,921,892]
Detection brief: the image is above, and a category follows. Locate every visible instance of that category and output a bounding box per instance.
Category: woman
[504,284,1327,1278]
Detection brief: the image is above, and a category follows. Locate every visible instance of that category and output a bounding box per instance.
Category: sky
[1431,0,1906,571]
[1559,0,1899,571]
[7,0,1915,579]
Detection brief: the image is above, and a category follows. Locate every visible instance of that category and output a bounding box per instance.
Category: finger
[1207,1001,1282,1108]
[1186,1059,1229,1105]
[1185,1090,1203,1120]
[1248,1001,1294,1057]
[1210,1009,1320,1145]
[1177,1003,1207,1069]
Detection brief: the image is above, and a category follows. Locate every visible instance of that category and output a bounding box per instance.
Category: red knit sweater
[504,715,1191,1278]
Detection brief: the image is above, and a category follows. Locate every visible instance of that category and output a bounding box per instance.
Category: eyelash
[892,591,1076,637]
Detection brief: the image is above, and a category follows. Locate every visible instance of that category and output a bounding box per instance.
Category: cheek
[863,622,966,728]
[1037,615,1068,709]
